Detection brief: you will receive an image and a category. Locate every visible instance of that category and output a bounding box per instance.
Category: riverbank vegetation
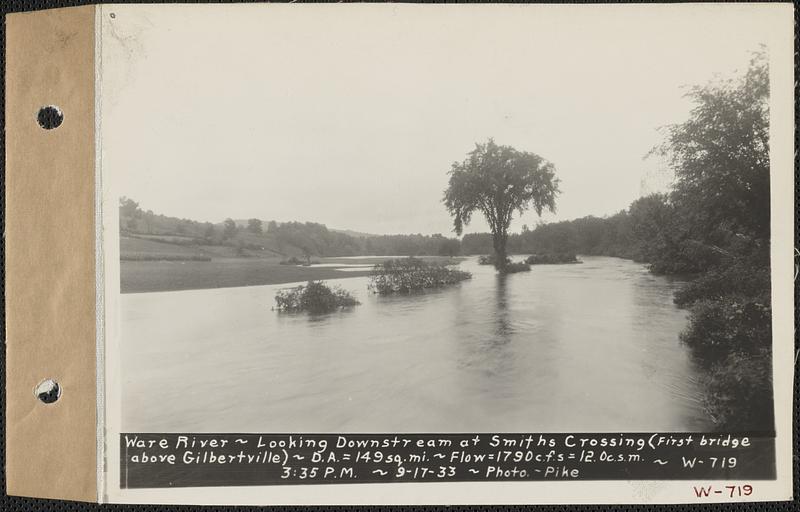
[279,256,306,266]
[648,52,772,431]
[274,281,360,314]
[659,53,772,431]
[279,256,322,266]
[368,257,471,295]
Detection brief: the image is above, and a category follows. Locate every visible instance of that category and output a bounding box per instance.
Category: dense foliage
[279,256,306,266]
[504,261,531,273]
[656,51,772,431]
[525,253,579,265]
[478,254,509,266]
[274,281,360,314]
[700,349,774,431]
[460,194,715,274]
[443,139,560,271]
[368,258,471,295]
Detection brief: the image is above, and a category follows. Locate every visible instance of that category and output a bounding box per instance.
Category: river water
[120,256,710,433]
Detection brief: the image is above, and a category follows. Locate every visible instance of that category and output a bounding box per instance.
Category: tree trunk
[492,230,508,272]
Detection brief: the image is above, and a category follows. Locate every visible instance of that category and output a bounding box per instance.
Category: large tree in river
[443,139,560,271]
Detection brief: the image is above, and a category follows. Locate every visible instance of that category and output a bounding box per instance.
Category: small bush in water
[274,280,360,314]
[525,253,580,265]
[504,261,531,273]
[369,257,471,295]
[478,254,511,266]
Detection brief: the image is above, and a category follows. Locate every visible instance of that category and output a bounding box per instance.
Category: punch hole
[37,105,63,130]
[34,379,61,404]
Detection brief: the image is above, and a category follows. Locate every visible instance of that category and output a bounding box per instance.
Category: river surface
[120,256,710,432]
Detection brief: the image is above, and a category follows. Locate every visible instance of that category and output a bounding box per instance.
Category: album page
[96,3,794,504]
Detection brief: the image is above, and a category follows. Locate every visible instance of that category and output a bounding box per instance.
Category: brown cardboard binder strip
[5,5,98,502]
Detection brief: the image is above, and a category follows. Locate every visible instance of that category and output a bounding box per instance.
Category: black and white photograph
[96,3,794,503]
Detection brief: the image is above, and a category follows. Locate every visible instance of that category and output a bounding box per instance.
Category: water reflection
[493,274,513,341]
[121,256,712,433]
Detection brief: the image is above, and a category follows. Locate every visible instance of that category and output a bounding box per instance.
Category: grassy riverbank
[121,256,463,293]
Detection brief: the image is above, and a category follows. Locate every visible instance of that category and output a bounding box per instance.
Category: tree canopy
[443,139,559,270]
[223,218,237,239]
[651,50,769,242]
[247,218,263,234]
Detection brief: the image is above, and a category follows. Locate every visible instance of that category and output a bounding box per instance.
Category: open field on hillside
[121,235,285,260]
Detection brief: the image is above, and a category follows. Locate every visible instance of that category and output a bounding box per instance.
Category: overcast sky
[102,4,779,236]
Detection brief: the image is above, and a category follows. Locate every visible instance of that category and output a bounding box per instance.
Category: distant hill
[329,228,376,238]
[233,220,375,239]
[118,197,460,259]
[232,220,375,239]
[232,219,258,228]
